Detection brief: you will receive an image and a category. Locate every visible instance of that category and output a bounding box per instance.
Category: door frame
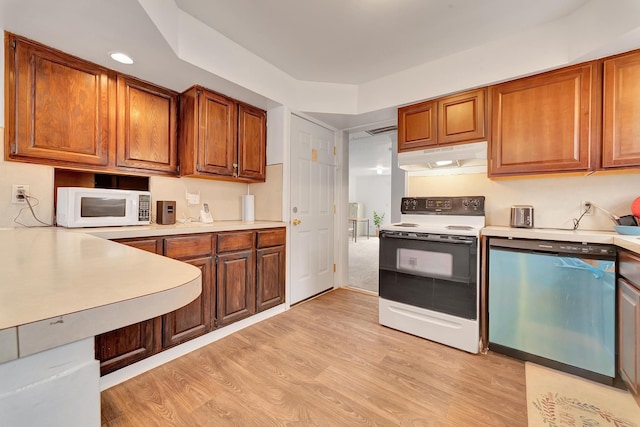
[284,111,348,307]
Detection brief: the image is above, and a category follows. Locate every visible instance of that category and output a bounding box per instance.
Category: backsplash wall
[0,127,282,227]
[409,172,640,231]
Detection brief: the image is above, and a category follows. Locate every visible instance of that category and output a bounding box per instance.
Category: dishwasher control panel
[490,237,617,258]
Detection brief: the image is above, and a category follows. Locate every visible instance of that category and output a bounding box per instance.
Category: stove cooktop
[382,196,486,236]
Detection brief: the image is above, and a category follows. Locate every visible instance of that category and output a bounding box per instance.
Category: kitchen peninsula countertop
[78,220,287,240]
[0,227,202,363]
[482,226,640,254]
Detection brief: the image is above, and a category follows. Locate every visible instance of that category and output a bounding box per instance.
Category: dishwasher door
[488,238,616,383]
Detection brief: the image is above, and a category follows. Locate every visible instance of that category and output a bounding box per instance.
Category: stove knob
[411,199,418,209]
[462,199,470,207]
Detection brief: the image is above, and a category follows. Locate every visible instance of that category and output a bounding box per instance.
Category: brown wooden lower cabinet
[95,318,161,376]
[256,245,285,311]
[95,236,163,375]
[256,228,286,312]
[217,249,255,326]
[162,256,215,348]
[96,227,285,375]
[619,250,640,404]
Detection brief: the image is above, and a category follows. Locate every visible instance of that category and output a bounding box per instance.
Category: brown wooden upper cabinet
[116,75,178,174]
[179,85,267,182]
[238,103,267,181]
[4,32,179,176]
[398,88,486,152]
[489,63,597,177]
[5,32,113,166]
[603,50,640,169]
[398,100,437,151]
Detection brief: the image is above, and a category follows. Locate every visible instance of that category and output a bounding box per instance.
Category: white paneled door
[290,115,335,304]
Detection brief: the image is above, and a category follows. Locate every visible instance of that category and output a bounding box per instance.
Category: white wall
[354,175,391,234]
[408,172,640,231]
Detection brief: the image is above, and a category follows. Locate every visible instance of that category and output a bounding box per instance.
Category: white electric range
[378,196,485,353]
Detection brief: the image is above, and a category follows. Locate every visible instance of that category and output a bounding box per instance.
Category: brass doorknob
[292,218,301,226]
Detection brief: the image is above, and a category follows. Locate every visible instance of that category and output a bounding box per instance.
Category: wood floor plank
[101,288,527,426]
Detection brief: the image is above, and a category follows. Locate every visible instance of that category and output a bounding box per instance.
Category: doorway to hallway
[348,236,379,293]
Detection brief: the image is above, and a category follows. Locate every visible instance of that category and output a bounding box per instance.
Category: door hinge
[215,256,219,265]
[333,263,336,273]
[333,146,336,155]
[333,205,336,214]
[10,142,17,154]
[11,39,16,49]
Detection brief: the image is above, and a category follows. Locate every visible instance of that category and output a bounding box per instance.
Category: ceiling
[174,0,589,85]
[1,0,638,130]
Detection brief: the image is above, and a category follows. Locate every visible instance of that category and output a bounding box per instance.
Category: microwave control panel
[139,195,151,221]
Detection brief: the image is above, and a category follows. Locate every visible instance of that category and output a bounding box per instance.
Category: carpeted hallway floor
[348,235,379,293]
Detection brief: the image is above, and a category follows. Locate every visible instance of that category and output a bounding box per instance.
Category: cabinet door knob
[292,219,301,226]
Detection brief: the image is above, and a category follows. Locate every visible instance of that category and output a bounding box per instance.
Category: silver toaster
[510,205,534,228]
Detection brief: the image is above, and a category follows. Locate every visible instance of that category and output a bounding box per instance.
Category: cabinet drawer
[257,228,286,248]
[114,237,162,254]
[620,250,640,289]
[164,234,213,259]
[217,231,254,253]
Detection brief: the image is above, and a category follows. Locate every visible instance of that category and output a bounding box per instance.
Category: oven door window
[379,235,477,319]
[397,248,453,278]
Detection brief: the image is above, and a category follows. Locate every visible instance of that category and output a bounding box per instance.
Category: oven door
[379,231,478,319]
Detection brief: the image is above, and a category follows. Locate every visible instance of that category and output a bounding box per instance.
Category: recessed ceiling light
[109,52,134,65]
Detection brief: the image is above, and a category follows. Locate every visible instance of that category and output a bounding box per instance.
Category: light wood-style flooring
[101,289,527,426]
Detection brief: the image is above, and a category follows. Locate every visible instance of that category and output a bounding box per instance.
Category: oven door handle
[381,232,475,244]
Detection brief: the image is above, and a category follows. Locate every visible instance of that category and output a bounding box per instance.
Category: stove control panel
[401,196,485,215]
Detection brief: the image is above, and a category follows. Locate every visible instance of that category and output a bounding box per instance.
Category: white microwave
[56,187,151,228]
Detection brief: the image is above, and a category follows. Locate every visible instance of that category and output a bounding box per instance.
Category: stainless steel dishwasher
[488,238,616,384]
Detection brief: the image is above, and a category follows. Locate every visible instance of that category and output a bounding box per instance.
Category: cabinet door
[619,279,640,394]
[96,237,163,375]
[197,89,237,176]
[603,51,640,168]
[256,245,285,311]
[162,257,214,348]
[398,100,437,152]
[237,104,266,181]
[116,76,178,174]
[489,63,596,176]
[438,88,486,145]
[5,33,111,166]
[95,319,161,375]
[217,250,255,326]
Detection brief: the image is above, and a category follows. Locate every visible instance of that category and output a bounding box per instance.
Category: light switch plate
[186,191,200,205]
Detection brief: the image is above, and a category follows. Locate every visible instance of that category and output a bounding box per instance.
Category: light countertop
[0,228,202,362]
[482,225,640,254]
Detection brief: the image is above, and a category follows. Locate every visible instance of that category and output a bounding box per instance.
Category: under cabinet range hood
[398,141,487,175]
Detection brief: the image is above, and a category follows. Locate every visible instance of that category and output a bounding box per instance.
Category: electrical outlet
[581,201,593,216]
[11,184,29,205]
